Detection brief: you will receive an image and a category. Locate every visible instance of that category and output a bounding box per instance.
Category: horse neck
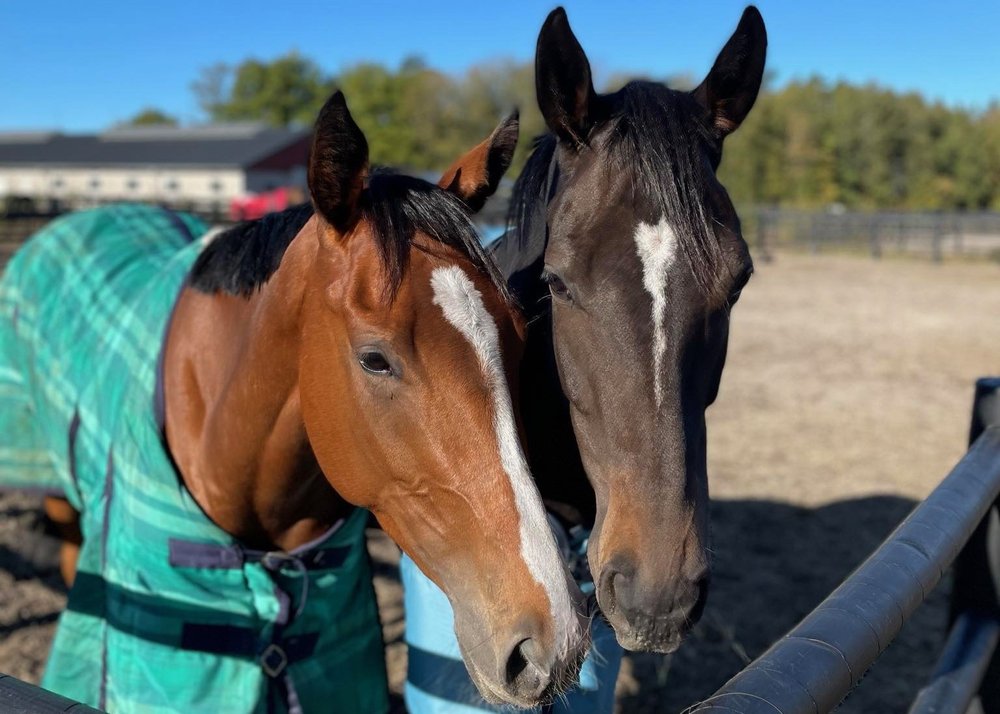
[164,221,351,550]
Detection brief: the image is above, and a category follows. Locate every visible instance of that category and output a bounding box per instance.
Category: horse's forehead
[336,228,503,327]
[403,251,515,350]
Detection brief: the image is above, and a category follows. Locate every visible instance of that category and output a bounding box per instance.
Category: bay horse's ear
[438,112,519,213]
[692,6,767,140]
[308,90,369,231]
[535,7,598,147]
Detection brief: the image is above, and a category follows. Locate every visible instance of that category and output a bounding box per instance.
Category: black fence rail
[0,673,102,713]
[693,377,1000,714]
[0,218,50,268]
[750,209,1000,263]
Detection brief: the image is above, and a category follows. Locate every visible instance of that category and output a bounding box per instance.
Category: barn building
[0,123,310,215]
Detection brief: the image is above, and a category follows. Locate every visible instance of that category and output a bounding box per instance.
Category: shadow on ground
[616,495,946,714]
[1,492,947,713]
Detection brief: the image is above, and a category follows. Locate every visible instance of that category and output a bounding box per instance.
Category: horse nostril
[504,638,530,685]
[503,638,551,698]
[598,566,628,617]
[686,574,710,623]
[695,573,710,601]
[670,573,710,628]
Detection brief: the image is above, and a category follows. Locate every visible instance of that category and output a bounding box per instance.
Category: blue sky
[2,0,997,131]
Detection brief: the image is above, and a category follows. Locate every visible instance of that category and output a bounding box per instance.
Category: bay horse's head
[300,92,587,706]
[519,8,766,652]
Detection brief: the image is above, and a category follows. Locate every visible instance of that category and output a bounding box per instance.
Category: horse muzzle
[596,558,710,653]
[456,608,590,708]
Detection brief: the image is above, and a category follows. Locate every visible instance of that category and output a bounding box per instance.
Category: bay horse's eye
[358,350,393,376]
[542,269,573,304]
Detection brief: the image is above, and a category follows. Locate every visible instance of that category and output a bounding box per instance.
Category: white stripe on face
[430,264,579,656]
[634,216,679,407]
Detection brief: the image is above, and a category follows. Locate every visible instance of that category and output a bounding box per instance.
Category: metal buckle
[260,643,288,678]
[261,551,289,571]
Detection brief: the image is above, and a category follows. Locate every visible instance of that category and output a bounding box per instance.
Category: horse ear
[308,91,369,231]
[692,6,767,140]
[535,7,598,146]
[438,112,519,213]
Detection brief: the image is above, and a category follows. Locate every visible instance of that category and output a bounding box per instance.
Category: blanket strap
[169,538,347,714]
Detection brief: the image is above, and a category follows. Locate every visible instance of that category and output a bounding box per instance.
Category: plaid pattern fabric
[0,205,388,713]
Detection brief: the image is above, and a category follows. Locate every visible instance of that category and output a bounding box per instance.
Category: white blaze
[430,264,578,656]
[634,216,679,407]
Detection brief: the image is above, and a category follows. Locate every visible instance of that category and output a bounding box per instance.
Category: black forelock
[507,81,726,297]
[608,82,725,296]
[363,170,511,302]
[190,169,510,302]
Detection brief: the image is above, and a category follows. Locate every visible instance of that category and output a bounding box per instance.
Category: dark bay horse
[401,7,767,713]
[0,91,587,710]
[499,6,767,654]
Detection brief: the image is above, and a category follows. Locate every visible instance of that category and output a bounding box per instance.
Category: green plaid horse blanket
[0,204,388,713]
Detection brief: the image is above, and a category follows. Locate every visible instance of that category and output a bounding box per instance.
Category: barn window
[210,180,223,193]
[127,178,139,191]
[89,177,101,190]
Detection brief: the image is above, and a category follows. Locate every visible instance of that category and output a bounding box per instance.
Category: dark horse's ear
[535,7,598,147]
[438,112,519,213]
[308,91,369,231]
[692,6,767,140]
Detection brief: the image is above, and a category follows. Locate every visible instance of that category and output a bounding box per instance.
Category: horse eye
[358,350,393,376]
[729,268,753,302]
[542,270,573,303]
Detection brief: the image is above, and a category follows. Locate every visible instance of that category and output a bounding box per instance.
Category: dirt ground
[2,252,999,712]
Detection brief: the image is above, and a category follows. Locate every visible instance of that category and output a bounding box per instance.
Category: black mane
[190,203,313,296]
[190,170,509,302]
[506,81,725,295]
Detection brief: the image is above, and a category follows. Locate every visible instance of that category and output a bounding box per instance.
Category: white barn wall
[0,166,246,205]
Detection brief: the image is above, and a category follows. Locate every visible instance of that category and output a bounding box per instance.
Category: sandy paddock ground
[2,251,999,712]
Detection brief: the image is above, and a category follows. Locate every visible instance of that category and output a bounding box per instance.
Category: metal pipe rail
[0,674,103,713]
[691,423,1000,714]
[908,611,1000,714]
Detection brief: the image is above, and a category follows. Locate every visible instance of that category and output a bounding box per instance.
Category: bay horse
[0,91,588,711]
[402,7,766,712]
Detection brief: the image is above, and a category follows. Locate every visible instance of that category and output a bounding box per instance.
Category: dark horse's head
[511,7,765,652]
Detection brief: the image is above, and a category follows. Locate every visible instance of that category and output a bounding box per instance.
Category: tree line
[127,53,1000,210]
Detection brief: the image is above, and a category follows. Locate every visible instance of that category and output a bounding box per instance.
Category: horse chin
[463,653,584,709]
[599,582,705,654]
[463,664,519,707]
[612,626,686,654]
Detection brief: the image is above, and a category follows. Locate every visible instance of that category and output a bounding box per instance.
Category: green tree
[122,108,178,126]
[194,52,329,127]
[721,77,1000,210]
[187,51,1000,208]
[457,60,542,172]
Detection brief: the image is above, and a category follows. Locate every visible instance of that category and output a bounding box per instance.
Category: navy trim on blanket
[67,571,300,651]
[407,645,514,712]
[65,408,84,506]
[168,539,351,571]
[159,207,197,244]
[98,450,114,711]
[180,623,319,664]
[153,271,188,437]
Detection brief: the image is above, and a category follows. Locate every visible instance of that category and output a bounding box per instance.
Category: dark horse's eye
[542,269,573,304]
[358,350,393,376]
